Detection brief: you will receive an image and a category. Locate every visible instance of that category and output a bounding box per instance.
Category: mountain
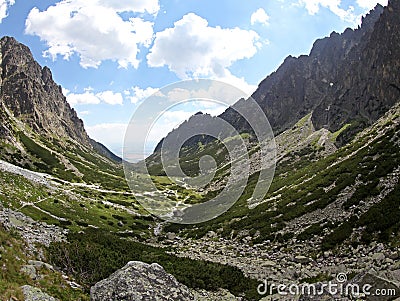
[148,2,400,291]
[154,1,400,157]
[1,2,400,300]
[0,36,89,146]
[0,36,122,188]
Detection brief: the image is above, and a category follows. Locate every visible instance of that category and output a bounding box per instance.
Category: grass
[164,114,400,251]
[0,225,89,300]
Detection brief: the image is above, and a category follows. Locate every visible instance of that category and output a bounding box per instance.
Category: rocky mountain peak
[216,1,397,144]
[0,36,90,146]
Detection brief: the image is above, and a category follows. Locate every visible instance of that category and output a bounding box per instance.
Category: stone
[372,252,386,263]
[28,260,54,271]
[20,265,37,280]
[90,261,194,301]
[294,256,312,264]
[166,232,177,240]
[349,272,400,301]
[21,285,57,301]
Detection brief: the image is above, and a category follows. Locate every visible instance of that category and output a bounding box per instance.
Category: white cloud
[251,8,270,26]
[98,0,159,15]
[299,0,357,23]
[67,91,101,105]
[356,0,388,9]
[86,122,128,156]
[96,91,123,105]
[162,80,252,104]
[0,0,14,23]
[129,86,159,104]
[65,89,123,106]
[78,110,90,116]
[25,0,157,68]
[147,13,261,92]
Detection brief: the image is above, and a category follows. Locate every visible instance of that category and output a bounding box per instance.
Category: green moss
[330,123,351,142]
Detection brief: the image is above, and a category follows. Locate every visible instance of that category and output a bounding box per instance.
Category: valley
[1,1,400,300]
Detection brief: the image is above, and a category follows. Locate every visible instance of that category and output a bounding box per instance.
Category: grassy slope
[165,105,400,251]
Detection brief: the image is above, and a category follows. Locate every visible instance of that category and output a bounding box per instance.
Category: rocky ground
[150,231,400,300]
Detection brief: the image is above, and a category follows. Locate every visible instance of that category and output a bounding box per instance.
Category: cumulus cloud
[65,89,123,106]
[147,13,260,94]
[251,8,270,26]
[298,0,357,23]
[97,0,159,15]
[67,91,101,105]
[160,80,249,105]
[25,0,157,68]
[129,86,159,104]
[0,0,14,23]
[299,0,388,25]
[96,91,123,105]
[356,0,388,9]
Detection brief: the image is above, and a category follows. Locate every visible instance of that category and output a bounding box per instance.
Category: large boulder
[90,261,194,301]
[21,285,57,301]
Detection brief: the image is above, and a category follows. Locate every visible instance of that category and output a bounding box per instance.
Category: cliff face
[311,0,400,142]
[157,1,400,152]
[0,36,90,146]
[221,3,398,143]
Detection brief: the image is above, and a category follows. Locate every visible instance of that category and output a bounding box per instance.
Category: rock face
[154,0,400,152]
[222,1,400,143]
[0,36,90,146]
[21,285,57,301]
[90,261,194,301]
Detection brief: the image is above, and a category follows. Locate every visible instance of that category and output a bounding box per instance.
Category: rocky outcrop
[298,272,400,301]
[21,285,57,301]
[220,1,399,143]
[0,36,90,146]
[221,1,398,141]
[90,261,194,301]
[0,207,67,255]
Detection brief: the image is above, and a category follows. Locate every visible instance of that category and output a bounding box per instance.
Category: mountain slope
[0,36,123,189]
[0,36,89,146]
[152,0,400,271]
[222,1,400,143]
[153,1,399,158]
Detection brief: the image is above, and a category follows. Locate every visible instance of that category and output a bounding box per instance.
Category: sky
[0,0,388,158]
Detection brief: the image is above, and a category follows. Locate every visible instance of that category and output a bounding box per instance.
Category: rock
[90,261,194,301]
[372,252,386,263]
[28,260,54,271]
[21,285,57,301]
[20,265,37,280]
[166,232,177,240]
[263,260,277,268]
[323,251,331,258]
[389,251,400,260]
[294,256,312,264]
[392,261,400,271]
[389,269,400,284]
[191,288,238,300]
[349,272,400,301]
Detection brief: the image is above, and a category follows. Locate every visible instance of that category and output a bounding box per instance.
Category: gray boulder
[90,261,194,301]
[21,285,57,301]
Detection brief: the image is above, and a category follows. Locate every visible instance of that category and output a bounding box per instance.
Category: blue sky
[0,0,387,157]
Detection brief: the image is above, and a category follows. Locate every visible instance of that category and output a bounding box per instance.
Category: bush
[321,221,353,250]
[46,229,260,300]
